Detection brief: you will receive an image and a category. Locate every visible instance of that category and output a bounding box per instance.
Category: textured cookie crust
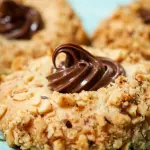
[0,46,150,150]
[0,0,89,74]
[92,0,150,59]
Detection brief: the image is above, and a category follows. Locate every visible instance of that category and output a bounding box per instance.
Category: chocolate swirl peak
[0,0,43,39]
[47,44,126,93]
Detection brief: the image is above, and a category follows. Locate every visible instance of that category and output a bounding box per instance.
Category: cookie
[0,44,150,150]
[0,0,90,75]
[92,0,150,59]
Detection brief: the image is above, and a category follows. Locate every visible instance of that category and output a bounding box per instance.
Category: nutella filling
[139,8,150,24]
[47,44,126,93]
[0,0,43,39]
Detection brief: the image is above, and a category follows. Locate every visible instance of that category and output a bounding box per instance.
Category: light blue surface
[68,0,130,34]
[0,132,14,150]
[0,0,130,149]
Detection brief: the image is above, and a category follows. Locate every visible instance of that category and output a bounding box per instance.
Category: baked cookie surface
[92,0,150,59]
[0,45,150,150]
[0,0,89,74]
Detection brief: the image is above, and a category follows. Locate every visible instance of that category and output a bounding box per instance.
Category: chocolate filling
[139,8,150,24]
[47,44,126,93]
[0,0,43,39]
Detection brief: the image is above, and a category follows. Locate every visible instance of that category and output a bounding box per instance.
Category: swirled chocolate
[47,44,126,93]
[139,8,150,24]
[0,0,43,39]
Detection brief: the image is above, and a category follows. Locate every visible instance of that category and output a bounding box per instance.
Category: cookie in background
[92,0,150,59]
[0,0,90,75]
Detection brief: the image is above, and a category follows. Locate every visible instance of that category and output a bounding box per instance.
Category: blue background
[68,0,130,34]
[0,0,130,149]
